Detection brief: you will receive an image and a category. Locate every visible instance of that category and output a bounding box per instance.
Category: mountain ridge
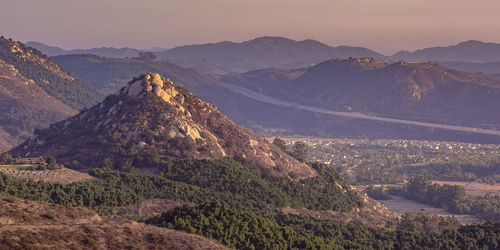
[393,40,500,63]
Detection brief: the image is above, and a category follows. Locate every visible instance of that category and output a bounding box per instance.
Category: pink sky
[1,0,499,54]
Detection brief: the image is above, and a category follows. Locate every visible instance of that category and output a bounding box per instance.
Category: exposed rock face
[11,73,315,180]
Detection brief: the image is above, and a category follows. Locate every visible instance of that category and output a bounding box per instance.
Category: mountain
[26,41,142,58]
[10,73,315,179]
[222,58,500,132]
[51,53,221,95]
[0,58,76,152]
[166,58,231,75]
[24,41,66,56]
[0,36,103,109]
[156,36,388,72]
[393,40,500,63]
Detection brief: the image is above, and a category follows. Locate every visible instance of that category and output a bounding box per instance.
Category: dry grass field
[380,195,478,224]
[0,194,229,249]
[0,165,94,184]
[432,180,500,196]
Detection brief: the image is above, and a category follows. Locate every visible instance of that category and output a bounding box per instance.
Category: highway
[222,83,500,137]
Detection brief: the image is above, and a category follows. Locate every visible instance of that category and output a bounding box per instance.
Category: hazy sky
[1,0,499,54]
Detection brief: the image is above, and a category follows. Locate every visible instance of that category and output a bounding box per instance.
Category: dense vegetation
[389,175,500,220]
[145,201,332,249]
[147,201,500,249]
[365,185,391,200]
[0,158,361,212]
[0,36,102,109]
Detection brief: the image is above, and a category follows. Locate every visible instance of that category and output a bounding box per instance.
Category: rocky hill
[0,36,103,109]
[11,73,315,179]
[0,58,75,152]
[156,36,388,72]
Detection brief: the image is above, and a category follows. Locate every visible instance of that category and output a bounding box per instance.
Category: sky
[1,0,499,55]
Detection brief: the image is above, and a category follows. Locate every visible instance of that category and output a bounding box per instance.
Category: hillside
[0,36,103,110]
[0,194,228,249]
[26,41,142,58]
[0,58,75,152]
[10,73,315,179]
[156,36,388,72]
[439,61,500,75]
[393,40,500,63]
[222,58,500,131]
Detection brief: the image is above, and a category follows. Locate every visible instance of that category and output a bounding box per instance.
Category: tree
[1,152,15,164]
[272,138,287,152]
[291,141,308,162]
[46,156,57,169]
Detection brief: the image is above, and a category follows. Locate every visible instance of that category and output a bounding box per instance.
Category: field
[432,180,500,196]
[380,195,478,224]
[0,165,94,184]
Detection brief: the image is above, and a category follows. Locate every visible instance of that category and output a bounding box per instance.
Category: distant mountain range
[30,37,500,75]
[155,36,388,72]
[26,41,143,58]
[30,37,389,73]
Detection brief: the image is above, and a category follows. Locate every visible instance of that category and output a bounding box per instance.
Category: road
[222,83,500,137]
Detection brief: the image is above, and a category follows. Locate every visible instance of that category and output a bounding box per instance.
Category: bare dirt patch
[0,166,94,184]
[380,195,478,224]
[0,194,229,249]
[432,180,500,196]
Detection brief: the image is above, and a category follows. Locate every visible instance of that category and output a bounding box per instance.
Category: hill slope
[0,194,228,249]
[10,73,315,179]
[0,58,75,152]
[0,36,103,109]
[156,36,388,72]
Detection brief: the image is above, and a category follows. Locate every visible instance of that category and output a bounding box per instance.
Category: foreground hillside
[0,194,228,249]
[0,36,103,110]
[26,41,142,58]
[0,58,75,152]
